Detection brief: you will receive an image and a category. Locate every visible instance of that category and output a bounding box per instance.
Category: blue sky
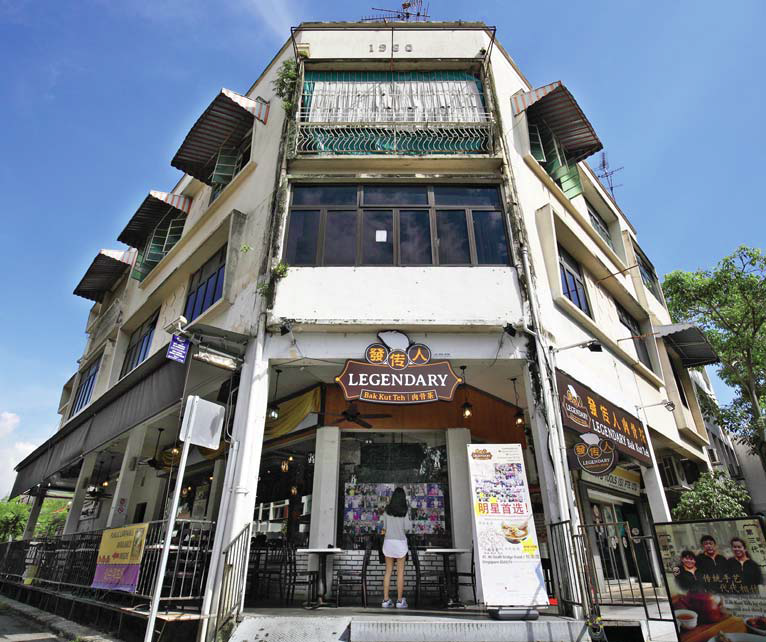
[1,1,764,496]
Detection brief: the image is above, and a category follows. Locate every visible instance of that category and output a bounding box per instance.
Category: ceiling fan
[138,428,165,470]
[330,403,392,429]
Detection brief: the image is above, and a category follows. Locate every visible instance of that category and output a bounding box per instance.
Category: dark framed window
[70,356,101,417]
[671,361,689,408]
[284,184,510,267]
[120,310,159,378]
[558,246,591,316]
[634,245,662,300]
[183,245,227,322]
[615,302,653,371]
[586,200,614,250]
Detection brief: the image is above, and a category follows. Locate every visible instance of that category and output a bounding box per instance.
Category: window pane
[362,211,393,265]
[433,185,501,207]
[202,274,218,311]
[399,210,432,265]
[472,211,509,264]
[214,265,225,302]
[292,185,357,206]
[192,283,206,320]
[437,210,470,264]
[324,211,357,265]
[285,210,320,265]
[363,185,428,205]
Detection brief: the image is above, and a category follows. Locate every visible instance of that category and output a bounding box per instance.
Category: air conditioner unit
[707,447,722,466]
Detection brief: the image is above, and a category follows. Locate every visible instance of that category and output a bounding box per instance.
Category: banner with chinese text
[91,523,148,592]
[466,444,548,607]
[654,517,766,640]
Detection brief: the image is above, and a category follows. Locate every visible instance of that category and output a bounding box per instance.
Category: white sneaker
[381,599,394,608]
[396,598,408,609]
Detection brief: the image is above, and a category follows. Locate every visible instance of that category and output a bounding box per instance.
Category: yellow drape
[265,387,321,439]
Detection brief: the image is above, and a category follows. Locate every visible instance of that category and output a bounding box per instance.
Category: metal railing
[215,523,252,634]
[295,120,495,155]
[0,519,215,609]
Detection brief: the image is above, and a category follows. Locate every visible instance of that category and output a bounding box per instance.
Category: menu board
[467,443,548,607]
[342,483,448,541]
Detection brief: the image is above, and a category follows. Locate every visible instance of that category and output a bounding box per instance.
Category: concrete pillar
[446,428,472,600]
[22,493,45,540]
[106,425,148,528]
[206,458,227,521]
[310,426,341,549]
[63,452,98,535]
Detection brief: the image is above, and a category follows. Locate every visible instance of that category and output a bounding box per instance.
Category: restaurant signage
[466,443,548,607]
[336,342,462,404]
[556,369,651,466]
[582,466,641,496]
[573,433,617,476]
[92,523,148,592]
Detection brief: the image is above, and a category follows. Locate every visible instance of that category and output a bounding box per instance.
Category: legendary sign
[573,433,618,476]
[336,342,462,404]
[556,369,651,466]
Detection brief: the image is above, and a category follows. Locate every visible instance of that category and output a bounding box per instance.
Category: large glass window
[615,302,653,371]
[338,431,450,550]
[183,245,227,322]
[285,184,510,267]
[70,356,101,417]
[120,310,159,378]
[559,246,591,316]
[634,245,662,301]
[586,200,614,250]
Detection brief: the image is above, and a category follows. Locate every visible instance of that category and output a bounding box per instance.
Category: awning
[654,324,719,367]
[73,249,134,302]
[512,81,602,163]
[11,345,187,498]
[171,89,269,184]
[117,191,192,249]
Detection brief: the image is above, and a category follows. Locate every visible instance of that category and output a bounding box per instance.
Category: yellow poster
[92,523,149,592]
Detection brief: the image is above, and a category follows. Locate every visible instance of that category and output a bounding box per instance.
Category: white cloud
[0,412,20,439]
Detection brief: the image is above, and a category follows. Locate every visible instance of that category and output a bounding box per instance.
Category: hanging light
[267,368,282,420]
[171,446,180,456]
[290,485,298,496]
[515,413,525,427]
[101,479,110,488]
[288,455,294,462]
[460,365,473,419]
[281,460,289,473]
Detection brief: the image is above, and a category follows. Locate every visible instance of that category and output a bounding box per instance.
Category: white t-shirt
[381,512,412,542]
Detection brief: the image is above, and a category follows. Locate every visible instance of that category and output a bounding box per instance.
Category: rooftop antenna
[596,151,623,198]
[361,1,431,22]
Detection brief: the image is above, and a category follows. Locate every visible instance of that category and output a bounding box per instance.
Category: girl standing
[381,487,412,608]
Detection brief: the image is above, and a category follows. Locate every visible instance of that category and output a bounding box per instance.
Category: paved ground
[0,609,65,642]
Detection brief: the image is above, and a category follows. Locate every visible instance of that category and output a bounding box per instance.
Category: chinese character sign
[466,444,548,607]
[654,518,766,640]
[91,523,149,592]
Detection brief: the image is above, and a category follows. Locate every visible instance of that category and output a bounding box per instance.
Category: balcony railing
[0,519,215,609]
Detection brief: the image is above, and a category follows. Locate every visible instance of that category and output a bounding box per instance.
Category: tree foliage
[0,496,70,541]
[662,246,766,464]
[672,471,751,521]
[0,498,29,541]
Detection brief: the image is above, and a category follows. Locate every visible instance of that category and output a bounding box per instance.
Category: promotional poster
[466,443,548,607]
[654,517,766,640]
[91,523,149,592]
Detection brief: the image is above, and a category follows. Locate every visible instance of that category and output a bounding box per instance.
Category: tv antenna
[361,1,431,22]
[596,152,623,198]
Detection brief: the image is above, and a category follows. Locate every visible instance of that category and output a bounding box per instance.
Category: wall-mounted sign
[166,335,190,364]
[92,523,148,592]
[336,342,462,404]
[582,467,641,496]
[573,433,617,476]
[556,369,651,466]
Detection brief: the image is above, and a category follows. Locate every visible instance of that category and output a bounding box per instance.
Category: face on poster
[654,518,766,639]
[466,443,548,607]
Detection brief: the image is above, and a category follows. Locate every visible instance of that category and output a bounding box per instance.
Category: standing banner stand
[653,516,766,642]
[143,396,225,642]
[467,443,548,618]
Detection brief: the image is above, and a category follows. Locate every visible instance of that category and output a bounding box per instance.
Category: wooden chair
[408,537,445,607]
[335,535,374,607]
[455,547,477,604]
[261,540,287,600]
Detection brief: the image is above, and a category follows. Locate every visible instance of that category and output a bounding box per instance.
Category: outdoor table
[296,547,342,609]
[425,548,471,608]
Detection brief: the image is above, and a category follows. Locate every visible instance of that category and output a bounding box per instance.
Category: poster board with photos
[342,482,448,545]
[654,517,766,641]
[467,443,548,607]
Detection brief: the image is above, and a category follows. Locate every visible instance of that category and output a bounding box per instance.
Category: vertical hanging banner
[466,443,548,607]
[92,522,149,592]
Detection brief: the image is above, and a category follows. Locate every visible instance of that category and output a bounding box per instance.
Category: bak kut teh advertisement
[654,517,766,641]
[466,443,548,607]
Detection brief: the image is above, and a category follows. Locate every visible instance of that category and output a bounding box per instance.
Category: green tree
[35,499,70,537]
[0,497,30,541]
[672,471,751,520]
[662,246,766,467]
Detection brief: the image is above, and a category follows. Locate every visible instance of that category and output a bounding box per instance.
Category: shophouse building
[4,20,719,638]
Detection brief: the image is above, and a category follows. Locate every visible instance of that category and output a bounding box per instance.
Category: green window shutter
[163,215,186,254]
[528,123,546,162]
[211,148,238,187]
[131,248,158,282]
[552,164,583,200]
[130,213,187,281]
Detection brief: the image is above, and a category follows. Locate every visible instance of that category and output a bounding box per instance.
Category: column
[446,428,472,600]
[63,452,98,535]
[310,426,341,549]
[105,425,148,528]
[206,458,227,521]
[22,493,45,540]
